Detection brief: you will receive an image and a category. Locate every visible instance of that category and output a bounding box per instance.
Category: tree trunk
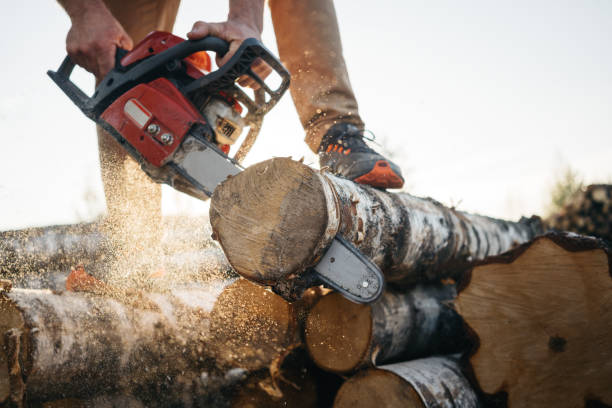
[545,184,612,243]
[209,158,543,296]
[454,232,612,407]
[0,217,223,290]
[0,222,102,289]
[0,278,300,406]
[305,284,468,374]
[333,356,479,408]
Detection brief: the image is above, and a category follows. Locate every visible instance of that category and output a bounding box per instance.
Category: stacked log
[209,157,543,298]
[455,233,612,407]
[0,216,220,290]
[0,278,305,407]
[305,284,468,374]
[545,184,612,243]
[333,356,479,408]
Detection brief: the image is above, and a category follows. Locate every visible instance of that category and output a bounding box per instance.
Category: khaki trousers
[269,0,364,151]
[97,0,362,271]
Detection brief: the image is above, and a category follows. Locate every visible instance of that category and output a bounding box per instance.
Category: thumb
[118,33,134,51]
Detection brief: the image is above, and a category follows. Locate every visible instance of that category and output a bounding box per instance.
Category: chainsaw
[48,31,383,303]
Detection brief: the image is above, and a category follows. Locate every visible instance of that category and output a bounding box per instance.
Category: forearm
[228,0,265,33]
[57,0,110,21]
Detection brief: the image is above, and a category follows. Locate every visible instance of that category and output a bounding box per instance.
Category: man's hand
[188,0,271,89]
[188,20,261,67]
[61,0,133,80]
[188,20,271,88]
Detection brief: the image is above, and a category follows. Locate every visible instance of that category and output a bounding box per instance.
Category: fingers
[65,12,133,80]
[187,20,272,90]
[118,34,134,51]
[188,21,223,40]
[96,43,117,80]
[236,58,273,89]
[252,58,273,81]
[216,40,241,67]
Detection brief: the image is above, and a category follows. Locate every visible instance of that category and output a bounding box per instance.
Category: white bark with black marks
[333,356,479,408]
[210,158,543,295]
[305,284,467,374]
[0,279,300,406]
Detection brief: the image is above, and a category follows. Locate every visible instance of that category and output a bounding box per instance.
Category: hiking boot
[318,123,404,189]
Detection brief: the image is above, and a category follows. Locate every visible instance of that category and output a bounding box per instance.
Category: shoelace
[362,129,382,147]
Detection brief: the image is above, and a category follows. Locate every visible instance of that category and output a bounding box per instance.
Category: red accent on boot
[353,160,404,189]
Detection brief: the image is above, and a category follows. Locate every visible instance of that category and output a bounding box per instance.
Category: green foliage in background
[546,166,584,215]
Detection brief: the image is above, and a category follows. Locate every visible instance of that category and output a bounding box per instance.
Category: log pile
[545,184,612,243]
[2,159,610,407]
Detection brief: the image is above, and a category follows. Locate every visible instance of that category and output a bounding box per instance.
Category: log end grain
[209,279,300,371]
[210,158,329,283]
[455,233,612,407]
[333,369,424,408]
[305,292,372,374]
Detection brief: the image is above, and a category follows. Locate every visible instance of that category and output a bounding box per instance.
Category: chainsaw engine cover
[100,78,205,167]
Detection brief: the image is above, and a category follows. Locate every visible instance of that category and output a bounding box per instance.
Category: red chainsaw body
[100,31,239,167]
[100,78,205,167]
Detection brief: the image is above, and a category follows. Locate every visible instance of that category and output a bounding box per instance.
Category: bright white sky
[1,0,611,230]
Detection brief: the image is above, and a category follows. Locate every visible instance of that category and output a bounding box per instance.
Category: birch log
[305,284,467,374]
[0,278,300,406]
[0,223,102,287]
[209,158,543,296]
[0,217,224,290]
[455,233,612,407]
[333,356,479,408]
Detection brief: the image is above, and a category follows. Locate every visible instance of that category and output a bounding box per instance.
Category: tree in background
[546,165,584,216]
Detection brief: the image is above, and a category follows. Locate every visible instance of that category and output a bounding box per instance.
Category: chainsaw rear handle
[47,36,231,118]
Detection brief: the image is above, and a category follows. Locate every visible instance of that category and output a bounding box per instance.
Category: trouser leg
[96,0,180,280]
[269,0,364,152]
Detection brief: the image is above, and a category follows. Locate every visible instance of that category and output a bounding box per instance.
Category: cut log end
[305,292,372,374]
[209,279,299,371]
[0,296,25,405]
[210,158,330,283]
[333,370,424,408]
[456,233,612,407]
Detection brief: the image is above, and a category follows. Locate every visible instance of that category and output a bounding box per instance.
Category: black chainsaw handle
[47,36,231,118]
[183,38,291,129]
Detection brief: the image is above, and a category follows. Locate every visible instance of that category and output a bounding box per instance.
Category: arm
[57,0,133,80]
